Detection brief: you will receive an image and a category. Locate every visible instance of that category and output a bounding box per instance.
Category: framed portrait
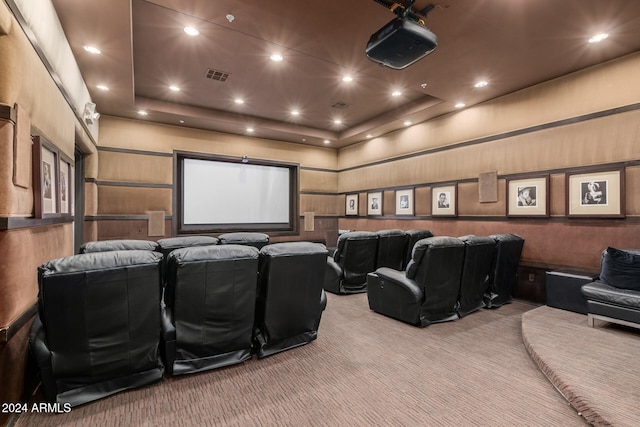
[367,191,383,216]
[432,184,457,217]
[32,136,59,218]
[507,175,549,217]
[59,154,73,215]
[345,193,358,216]
[395,188,414,216]
[566,168,625,218]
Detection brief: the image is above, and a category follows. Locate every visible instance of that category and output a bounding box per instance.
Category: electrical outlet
[528,273,535,282]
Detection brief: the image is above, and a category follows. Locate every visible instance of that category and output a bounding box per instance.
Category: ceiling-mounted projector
[366,17,437,69]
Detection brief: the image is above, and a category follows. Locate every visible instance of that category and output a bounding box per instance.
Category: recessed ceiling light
[246,127,254,133]
[138,110,148,116]
[183,26,199,36]
[270,54,284,62]
[290,110,300,116]
[83,45,101,55]
[392,90,402,97]
[420,83,428,89]
[474,80,488,88]
[455,102,466,108]
[366,134,373,139]
[96,84,109,91]
[226,14,235,23]
[403,120,412,126]
[169,85,181,92]
[323,139,331,144]
[179,120,185,124]
[342,75,353,83]
[333,119,342,125]
[589,33,609,43]
[234,98,245,105]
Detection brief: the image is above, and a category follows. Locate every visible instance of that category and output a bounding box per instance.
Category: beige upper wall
[338,52,640,170]
[98,116,338,171]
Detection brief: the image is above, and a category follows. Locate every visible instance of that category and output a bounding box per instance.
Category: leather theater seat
[376,229,408,270]
[79,239,160,253]
[254,242,328,358]
[457,235,496,317]
[157,235,219,259]
[403,229,434,268]
[217,232,270,249]
[29,250,165,407]
[483,233,525,308]
[367,236,466,326]
[324,231,378,294]
[161,244,259,375]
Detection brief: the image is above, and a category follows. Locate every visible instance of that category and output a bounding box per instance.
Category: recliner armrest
[375,267,424,300]
[160,303,176,375]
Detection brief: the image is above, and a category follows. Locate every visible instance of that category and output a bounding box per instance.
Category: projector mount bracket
[371,0,435,25]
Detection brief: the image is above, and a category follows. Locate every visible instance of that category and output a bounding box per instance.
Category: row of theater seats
[325,229,435,294]
[367,234,525,327]
[29,233,328,407]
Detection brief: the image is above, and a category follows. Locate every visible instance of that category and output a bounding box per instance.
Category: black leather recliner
[29,250,165,407]
[324,231,378,294]
[218,232,270,249]
[376,229,408,270]
[367,236,466,326]
[483,233,525,308]
[161,244,259,375]
[403,229,434,269]
[254,242,328,358]
[156,235,219,259]
[457,235,496,317]
[79,239,160,253]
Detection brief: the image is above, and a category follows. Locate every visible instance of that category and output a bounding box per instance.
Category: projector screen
[177,154,298,233]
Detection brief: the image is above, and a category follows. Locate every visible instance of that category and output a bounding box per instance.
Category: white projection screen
[178,155,298,233]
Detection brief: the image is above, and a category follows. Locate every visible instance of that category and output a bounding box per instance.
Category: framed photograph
[59,154,73,215]
[566,168,625,218]
[367,191,383,216]
[507,175,549,217]
[32,136,59,218]
[432,184,457,217]
[395,188,414,216]
[345,193,358,216]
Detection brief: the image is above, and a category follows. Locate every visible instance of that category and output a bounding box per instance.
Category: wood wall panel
[96,219,172,241]
[97,186,172,215]
[300,169,337,193]
[415,186,431,216]
[84,181,98,216]
[549,173,566,217]
[458,181,506,216]
[626,166,640,216]
[383,190,394,216]
[97,151,172,184]
[0,224,72,327]
[299,193,340,215]
[0,317,34,427]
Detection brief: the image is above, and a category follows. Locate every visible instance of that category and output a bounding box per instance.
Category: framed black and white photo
[367,191,383,216]
[32,136,59,218]
[507,175,549,217]
[59,154,73,215]
[395,188,414,216]
[345,193,358,216]
[566,169,624,218]
[432,184,457,217]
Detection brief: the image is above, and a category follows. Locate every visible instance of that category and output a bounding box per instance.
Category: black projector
[366,17,437,69]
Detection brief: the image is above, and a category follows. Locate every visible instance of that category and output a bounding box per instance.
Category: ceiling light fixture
[183,26,200,36]
[83,45,101,55]
[290,110,300,116]
[323,140,331,144]
[246,127,254,133]
[169,85,181,92]
[234,98,245,105]
[366,134,373,139]
[420,83,428,89]
[270,54,284,62]
[403,120,412,126]
[96,84,109,91]
[455,102,466,108]
[474,80,488,88]
[391,90,402,97]
[138,110,148,116]
[342,75,353,82]
[333,119,342,125]
[588,33,609,43]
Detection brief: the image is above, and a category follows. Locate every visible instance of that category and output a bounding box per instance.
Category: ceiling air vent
[205,68,230,82]
[331,101,350,109]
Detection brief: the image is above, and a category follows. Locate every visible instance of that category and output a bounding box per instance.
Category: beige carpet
[522,306,640,427]
[15,295,585,426]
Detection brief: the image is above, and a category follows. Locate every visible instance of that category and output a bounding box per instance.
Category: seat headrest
[458,235,496,246]
[39,250,163,277]
[168,244,258,263]
[489,233,524,243]
[157,235,219,250]
[79,239,160,253]
[376,229,405,238]
[218,232,270,244]
[260,241,328,257]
